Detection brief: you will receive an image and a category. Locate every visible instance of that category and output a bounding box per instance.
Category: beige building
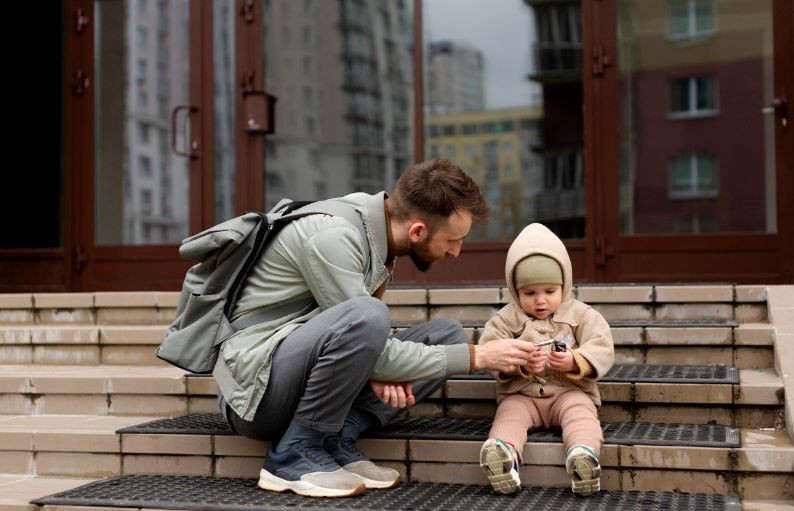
[426,106,543,241]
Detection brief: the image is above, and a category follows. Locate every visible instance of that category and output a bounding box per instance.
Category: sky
[423,0,542,109]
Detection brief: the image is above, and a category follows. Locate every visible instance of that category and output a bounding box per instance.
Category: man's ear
[407,221,427,243]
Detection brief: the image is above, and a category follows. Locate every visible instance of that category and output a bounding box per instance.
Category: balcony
[529,41,582,83]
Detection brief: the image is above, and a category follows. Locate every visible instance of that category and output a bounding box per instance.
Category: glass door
[590,0,793,282]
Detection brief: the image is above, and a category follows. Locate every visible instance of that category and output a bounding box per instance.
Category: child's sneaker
[565,445,601,496]
[479,438,521,494]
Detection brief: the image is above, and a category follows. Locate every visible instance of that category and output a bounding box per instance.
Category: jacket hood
[505,223,573,306]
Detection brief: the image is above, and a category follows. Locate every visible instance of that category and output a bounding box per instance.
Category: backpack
[156,198,370,374]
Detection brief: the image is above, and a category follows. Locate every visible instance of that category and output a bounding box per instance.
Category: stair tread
[28,476,743,511]
[1,414,791,457]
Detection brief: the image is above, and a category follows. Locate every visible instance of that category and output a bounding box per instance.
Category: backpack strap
[229,199,371,332]
[282,199,371,270]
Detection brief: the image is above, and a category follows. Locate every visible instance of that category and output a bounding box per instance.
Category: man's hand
[474,339,535,374]
[369,380,415,408]
[547,350,576,373]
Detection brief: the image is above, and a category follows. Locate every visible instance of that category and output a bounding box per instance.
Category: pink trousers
[488,390,603,456]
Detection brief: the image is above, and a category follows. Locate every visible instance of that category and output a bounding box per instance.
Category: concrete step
[0,365,783,428]
[0,285,769,328]
[0,474,97,511]
[0,414,791,500]
[0,322,775,367]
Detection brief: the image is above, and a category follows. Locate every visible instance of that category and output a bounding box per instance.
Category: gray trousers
[223,296,467,441]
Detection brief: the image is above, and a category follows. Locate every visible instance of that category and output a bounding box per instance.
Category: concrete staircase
[0,285,792,510]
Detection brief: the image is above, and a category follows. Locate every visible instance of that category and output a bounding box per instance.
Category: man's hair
[390,158,491,230]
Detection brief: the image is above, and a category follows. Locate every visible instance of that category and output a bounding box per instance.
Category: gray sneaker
[258,440,365,498]
[479,438,521,494]
[565,445,601,496]
[324,432,401,489]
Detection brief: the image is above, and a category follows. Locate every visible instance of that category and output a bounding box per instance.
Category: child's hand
[521,346,546,375]
[547,350,575,373]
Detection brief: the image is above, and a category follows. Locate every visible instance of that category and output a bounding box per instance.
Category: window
[427,125,439,137]
[442,124,456,136]
[138,91,148,108]
[429,144,439,158]
[669,76,717,118]
[669,152,718,199]
[137,26,149,47]
[668,0,715,40]
[137,59,147,83]
[445,144,455,157]
[139,156,152,178]
[141,189,153,216]
[138,123,150,144]
[462,123,477,135]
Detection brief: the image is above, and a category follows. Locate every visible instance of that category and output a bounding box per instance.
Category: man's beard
[408,238,436,272]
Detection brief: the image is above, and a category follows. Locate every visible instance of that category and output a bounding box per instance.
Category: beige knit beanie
[514,255,563,289]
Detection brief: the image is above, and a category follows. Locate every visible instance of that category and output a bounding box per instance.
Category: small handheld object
[533,339,555,348]
[553,340,567,352]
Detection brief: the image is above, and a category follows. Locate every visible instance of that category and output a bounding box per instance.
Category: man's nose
[447,241,462,258]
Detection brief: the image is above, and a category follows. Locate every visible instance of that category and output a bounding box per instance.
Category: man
[214,158,536,497]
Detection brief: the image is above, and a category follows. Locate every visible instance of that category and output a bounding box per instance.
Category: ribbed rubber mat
[117,415,741,448]
[448,364,740,383]
[602,364,739,383]
[31,476,742,511]
[392,320,740,329]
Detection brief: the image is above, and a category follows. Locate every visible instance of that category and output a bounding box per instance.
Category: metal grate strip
[31,476,742,511]
[601,364,739,383]
[117,415,741,448]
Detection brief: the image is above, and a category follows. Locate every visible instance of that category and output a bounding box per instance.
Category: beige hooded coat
[478,223,614,406]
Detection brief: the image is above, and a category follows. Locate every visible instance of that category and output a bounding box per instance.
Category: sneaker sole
[258,469,366,498]
[355,474,401,489]
[480,440,521,495]
[566,456,601,496]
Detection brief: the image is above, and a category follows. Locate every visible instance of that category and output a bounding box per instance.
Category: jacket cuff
[565,349,593,381]
[443,343,472,376]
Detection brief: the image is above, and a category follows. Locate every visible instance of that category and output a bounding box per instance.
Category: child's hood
[504,223,573,306]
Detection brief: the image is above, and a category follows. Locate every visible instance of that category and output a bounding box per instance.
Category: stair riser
[0,302,769,327]
[0,344,774,370]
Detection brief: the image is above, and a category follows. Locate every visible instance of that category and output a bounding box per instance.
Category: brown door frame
[235,0,266,215]
[588,0,794,284]
[79,0,213,291]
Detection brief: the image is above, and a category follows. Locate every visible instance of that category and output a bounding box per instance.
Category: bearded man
[215,158,536,497]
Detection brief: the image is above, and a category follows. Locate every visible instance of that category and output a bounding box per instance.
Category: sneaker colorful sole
[479,438,521,495]
[566,455,601,496]
[257,469,366,498]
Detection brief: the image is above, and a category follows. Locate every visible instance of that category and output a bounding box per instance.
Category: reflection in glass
[261,0,414,212]
[95,0,190,245]
[618,0,775,234]
[424,0,585,242]
[214,0,236,223]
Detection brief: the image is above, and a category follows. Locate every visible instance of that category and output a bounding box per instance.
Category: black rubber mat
[190,364,740,383]
[117,414,741,448]
[449,364,740,383]
[31,476,742,511]
[602,364,739,383]
[392,320,739,329]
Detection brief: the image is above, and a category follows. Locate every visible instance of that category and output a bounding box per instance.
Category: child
[477,223,614,496]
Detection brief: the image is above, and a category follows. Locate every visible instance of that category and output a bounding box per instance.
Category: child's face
[517,283,562,319]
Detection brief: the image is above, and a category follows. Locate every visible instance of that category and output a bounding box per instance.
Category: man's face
[408,210,473,272]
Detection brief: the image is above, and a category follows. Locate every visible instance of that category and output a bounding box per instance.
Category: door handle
[171,105,200,158]
[761,96,788,132]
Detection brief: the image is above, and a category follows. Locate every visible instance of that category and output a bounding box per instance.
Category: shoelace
[294,442,340,471]
[340,436,365,456]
